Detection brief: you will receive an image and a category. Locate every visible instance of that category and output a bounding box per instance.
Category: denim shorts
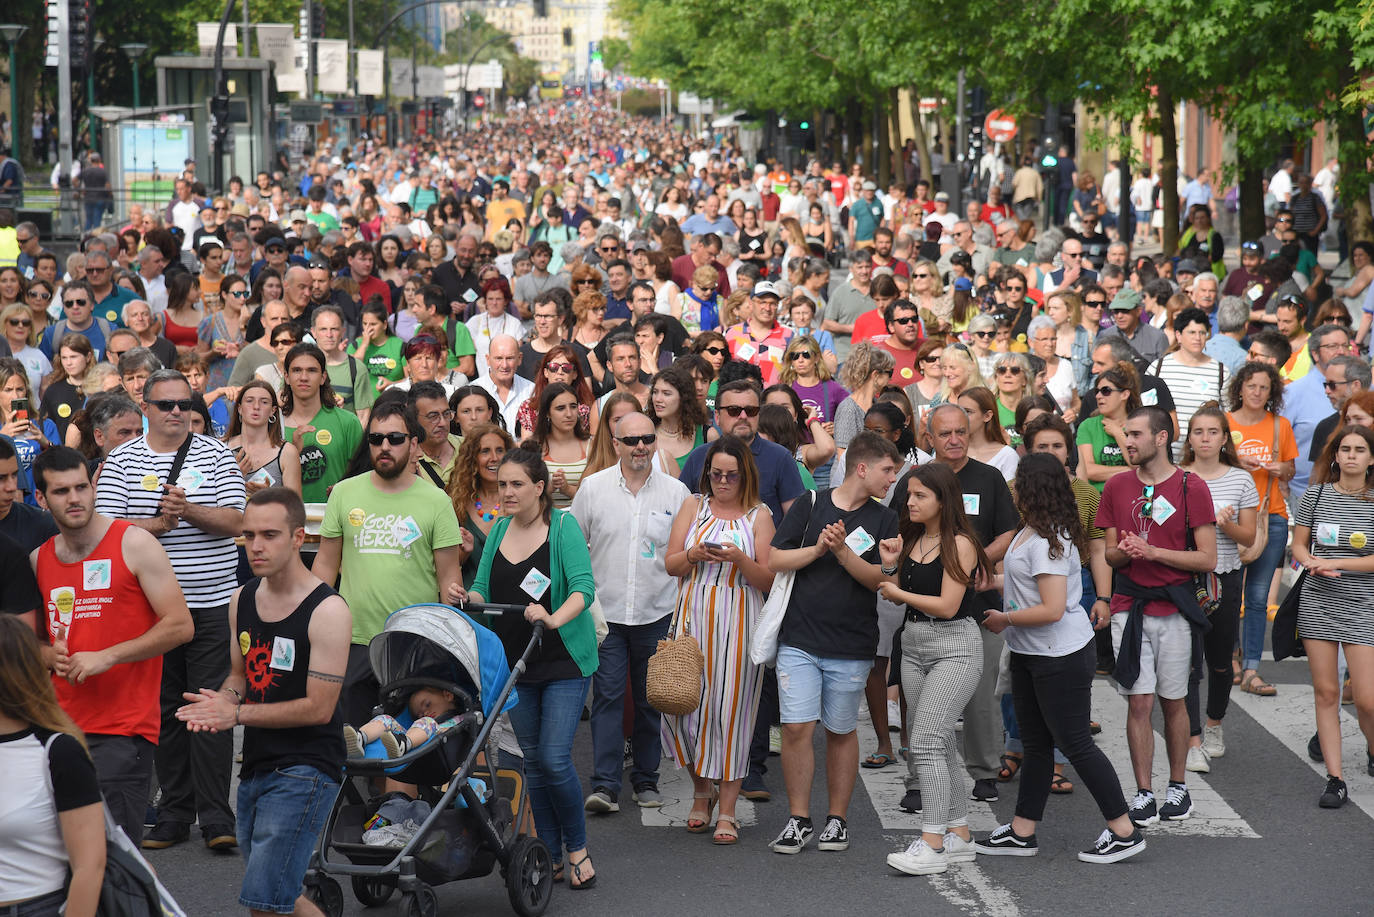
[776,644,871,734]
[237,764,341,914]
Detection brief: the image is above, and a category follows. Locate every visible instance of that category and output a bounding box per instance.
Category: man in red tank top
[29,446,193,846]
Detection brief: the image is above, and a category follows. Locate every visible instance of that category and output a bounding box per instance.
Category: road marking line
[1091,681,1260,838]
[1229,683,1374,821]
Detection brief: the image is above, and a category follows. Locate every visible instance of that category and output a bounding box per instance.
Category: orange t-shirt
[1227,411,1298,517]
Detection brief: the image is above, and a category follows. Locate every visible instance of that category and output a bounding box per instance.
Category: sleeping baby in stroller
[343,686,462,759]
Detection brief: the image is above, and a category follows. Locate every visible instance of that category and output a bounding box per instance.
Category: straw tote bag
[646,611,703,716]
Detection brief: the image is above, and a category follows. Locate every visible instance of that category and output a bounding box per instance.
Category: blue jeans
[236,765,340,914]
[509,675,592,861]
[83,201,106,231]
[590,615,671,794]
[1240,513,1287,670]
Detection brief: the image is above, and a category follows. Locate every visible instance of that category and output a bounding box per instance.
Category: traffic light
[311,2,325,38]
[69,0,93,71]
[472,93,485,109]
[562,27,573,47]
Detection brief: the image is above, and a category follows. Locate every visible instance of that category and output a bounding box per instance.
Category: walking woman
[0,616,105,917]
[351,299,406,391]
[457,449,599,886]
[1,363,58,504]
[973,454,1146,865]
[447,422,515,587]
[1154,308,1229,460]
[1044,290,1093,399]
[833,341,894,462]
[936,342,983,406]
[522,382,590,509]
[990,352,1033,441]
[663,435,775,845]
[879,462,990,876]
[1291,425,1374,809]
[1076,360,1140,492]
[1225,361,1297,697]
[514,344,596,440]
[1179,404,1258,771]
[649,366,708,472]
[226,379,302,495]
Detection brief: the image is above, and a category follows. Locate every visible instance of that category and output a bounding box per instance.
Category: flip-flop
[1050,773,1075,794]
[862,753,896,769]
[997,753,1022,782]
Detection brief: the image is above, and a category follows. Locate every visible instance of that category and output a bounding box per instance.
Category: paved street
[148,653,1372,917]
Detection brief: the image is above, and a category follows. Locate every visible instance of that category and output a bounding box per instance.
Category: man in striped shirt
[95,369,247,852]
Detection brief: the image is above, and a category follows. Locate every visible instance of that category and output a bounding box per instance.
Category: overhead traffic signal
[69,0,93,71]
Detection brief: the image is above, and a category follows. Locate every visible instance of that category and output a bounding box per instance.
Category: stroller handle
[460,602,547,632]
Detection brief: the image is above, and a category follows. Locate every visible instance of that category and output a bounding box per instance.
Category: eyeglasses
[616,433,657,446]
[274,337,298,347]
[708,470,741,483]
[891,316,917,326]
[972,330,995,339]
[1006,286,1025,294]
[1096,385,1121,397]
[702,345,726,356]
[786,350,812,361]
[1141,484,1156,520]
[7,318,31,327]
[229,289,251,299]
[544,362,575,373]
[367,431,410,446]
[27,290,51,301]
[1323,379,1352,391]
[719,404,760,418]
[421,409,455,423]
[995,365,1023,375]
[86,266,109,273]
[63,298,89,307]
[148,398,195,413]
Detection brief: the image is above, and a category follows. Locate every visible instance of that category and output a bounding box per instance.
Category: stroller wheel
[402,885,438,917]
[305,876,344,917]
[505,836,555,917]
[351,875,396,908]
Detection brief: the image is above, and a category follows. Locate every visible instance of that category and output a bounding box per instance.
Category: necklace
[1334,481,1367,497]
[474,491,503,522]
[661,424,682,437]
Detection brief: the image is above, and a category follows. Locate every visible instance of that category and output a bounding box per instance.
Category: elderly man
[1283,323,1355,493]
[1041,237,1099,294]
[474,334,533,431]
[1190,272,1221,331]
[1204,297,1250,372]
[1096,289,1168,367]
[937,221,996,280]
[409,381,462,485]
[573,411,690,814]
[1307,355,1372,468]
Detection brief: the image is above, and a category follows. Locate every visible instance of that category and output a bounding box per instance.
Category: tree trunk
[846,105,860,167]
[888,86,903,187]
[1237,150,1265,246]
[876,93,890,187]
[936,111,952,162]
[907,88,934,186]
[829,109,843,165]
[1157,86,1180,256]
[1337,65,1374,245]
[812,107,824,160]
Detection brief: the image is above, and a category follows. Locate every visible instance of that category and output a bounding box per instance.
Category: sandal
[712,814,740,846]
[686,791,716,833]
[1240,672,1277,697]
[997,753,1023,782]
[568,851,596,890]
[1050,773,1075,794]
[551,863,564,883]
[862,753,896,769]
[898,746,909,762]
[1232,656,1243,686]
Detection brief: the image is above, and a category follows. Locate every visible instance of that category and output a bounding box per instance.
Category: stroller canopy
[370,604,518,718]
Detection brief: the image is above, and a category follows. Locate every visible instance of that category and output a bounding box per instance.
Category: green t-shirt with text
[319,473,462,643]
[355,335,407,384]
[1075,414,1126,492]
[286,406,364,502]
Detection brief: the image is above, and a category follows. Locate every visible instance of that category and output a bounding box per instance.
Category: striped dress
[662,498,767,781]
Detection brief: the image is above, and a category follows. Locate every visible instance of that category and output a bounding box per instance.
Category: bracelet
[225,686,243,703]
[234,703,242,726]
[880,562,898,575]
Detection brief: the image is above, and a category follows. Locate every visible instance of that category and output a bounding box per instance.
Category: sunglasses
[1323,379,1352,391]
[920,354,941,364]
[148,398,195,413]
[702,345,727,356]
[64,298,89,307]
[786,350,812,361]
[7,318,31,327]
[995,365,1022,375]
[108,350,128,360]
[274,337,298,347]
[1096,385,1121,397]
[708,470,741,483]
[544,362,575,373]
[229,290,251,299]
[367,431,410,446]
[972,330,995,339]
[616,434,657,446]
[719,404,760,418]
[577,278,599,286]
[28,291,51,302]
[1083,299,1106,307]
[891,316,917,326]
[1141,483,1155,520]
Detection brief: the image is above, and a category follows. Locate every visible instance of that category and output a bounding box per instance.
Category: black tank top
[238,578,346,782]
[900,555,979,622]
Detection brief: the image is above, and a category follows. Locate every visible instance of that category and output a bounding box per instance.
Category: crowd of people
[0,96,1371,916]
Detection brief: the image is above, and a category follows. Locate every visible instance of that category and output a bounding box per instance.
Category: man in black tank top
[176,487,352,917]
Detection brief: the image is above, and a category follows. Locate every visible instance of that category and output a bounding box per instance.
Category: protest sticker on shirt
[963,494,981,515]
[520,568,551,601]
[178,466,207,494]
[270,636,296,671]
[82,559,111,591]
[1151,495,1177,524]
[1317,522,1340,546]
[845,525,875,556]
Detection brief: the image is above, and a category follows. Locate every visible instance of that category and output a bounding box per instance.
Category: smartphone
[702,541,726,551]
[12,397,28,422]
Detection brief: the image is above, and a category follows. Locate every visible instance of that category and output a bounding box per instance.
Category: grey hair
[968,313,996,334]
[719,235,741,258]
[924,402,968,435]
[1329,354,1372,389]
[142,368,190,398]
[1308,323,1352,360]
[86,392,142,431]
[117,347,163,378]
[1026,315,1057,339]
[1193,271,1219,289]
[994,350,1031,373]
[560,241,585,263]
[1094,335,1135,365]
[1098,263,1126,283]
[137,246,162,265]
[1217,296,1249,334]
[120,298,153,324]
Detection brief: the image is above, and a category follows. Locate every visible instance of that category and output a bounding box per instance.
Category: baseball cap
[862,181,877,191]
[289,209,308,223]
[1110,289,1143,311]
[753,281,783,299]
[1241,240,1262,253]
[629,239,650,253]
[263,235,287,251]
[1175,259,1201,275]
[934,191,950,202]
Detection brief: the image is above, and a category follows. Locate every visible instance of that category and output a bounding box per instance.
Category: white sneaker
[1201,723,1225,759]
[887,699,902,732]
[1185,745,1211,774]
[943,832,976,864]
[887,838,948,875]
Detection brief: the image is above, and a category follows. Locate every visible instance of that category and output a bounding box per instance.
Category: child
[344,686,461,759]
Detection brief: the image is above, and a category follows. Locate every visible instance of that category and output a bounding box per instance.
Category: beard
[374,451,410,480]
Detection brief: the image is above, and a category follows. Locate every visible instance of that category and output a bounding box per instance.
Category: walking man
[31,445,194,845]
[572,411,690,813]
[176,487,351,917]
[1096,406,1217,826]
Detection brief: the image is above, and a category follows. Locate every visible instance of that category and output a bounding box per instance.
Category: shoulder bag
[1238,413,1280,566]
[1181,471,1221,616]
[750,490,818,666]
[1273,484,1324,661]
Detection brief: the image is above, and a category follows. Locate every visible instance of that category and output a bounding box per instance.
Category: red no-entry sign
[984,109,1017,143]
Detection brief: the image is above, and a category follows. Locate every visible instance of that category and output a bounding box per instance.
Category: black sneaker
[1319,775,1348,809]
[1159,783,1192,821]
[816,815,849,851]
[769,816,813,854]
[1077,827,1146,864]
[202,824,238,851]
[741,771,771,802]
[1307,732,1323,762]
[970,778,999,802]
[1127,790,1158,827]
[899,789,922,814]
[974,823,1039,857]
[141,820,190,850]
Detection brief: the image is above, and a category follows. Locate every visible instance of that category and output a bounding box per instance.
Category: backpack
[52,316,115,355]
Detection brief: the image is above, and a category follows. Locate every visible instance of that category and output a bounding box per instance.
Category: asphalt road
[145,652,1372,917]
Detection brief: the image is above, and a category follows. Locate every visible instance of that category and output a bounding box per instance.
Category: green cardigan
[471,508,599,677]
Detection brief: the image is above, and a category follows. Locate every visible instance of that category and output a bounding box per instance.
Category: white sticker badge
[520,568,552,601]
[83,559,112,591]
[1151,494,1177,524]
[178,466,207,494]
[1317,522,1340,546]
[844,525,875,556]
[270,636,296,671]
[734,342,756,361]
[963,494,981,515]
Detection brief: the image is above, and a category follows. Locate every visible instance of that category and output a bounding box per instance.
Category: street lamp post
[120,42,148,111]
[0,24,28,152]
[88,35,105,152]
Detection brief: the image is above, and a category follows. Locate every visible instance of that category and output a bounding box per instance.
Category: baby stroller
[303,603,553,917]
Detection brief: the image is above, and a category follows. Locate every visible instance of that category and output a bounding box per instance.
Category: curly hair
[1012,452,1087,561]
[839,340,895,392]
[648,366,707,438]
[446,422,514,517]
[1224,361,1284,415]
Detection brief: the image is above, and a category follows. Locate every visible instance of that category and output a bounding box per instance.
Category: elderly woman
[392,333,467,398]
[664,436,775,845]
[990,351,1033,436]
[936,341,984,406]
[467,276,523,375]
[1026,315,1079,422]
[966,313,998,378]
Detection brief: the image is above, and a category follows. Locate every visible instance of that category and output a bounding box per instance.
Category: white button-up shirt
[571,462,690,626]
[475,373,534,433]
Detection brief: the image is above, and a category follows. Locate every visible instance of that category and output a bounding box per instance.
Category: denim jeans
[83,201,105,232]
[590,615,671,794]
[236,765,340,914]
[509,675,592,861]
[1240,513,1287,670]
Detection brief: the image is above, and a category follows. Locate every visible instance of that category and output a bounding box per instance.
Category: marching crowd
[0,97,1371,916]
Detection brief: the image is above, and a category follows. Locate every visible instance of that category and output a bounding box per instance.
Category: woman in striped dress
[663,435,776,845]
[1153,307,1228,460]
